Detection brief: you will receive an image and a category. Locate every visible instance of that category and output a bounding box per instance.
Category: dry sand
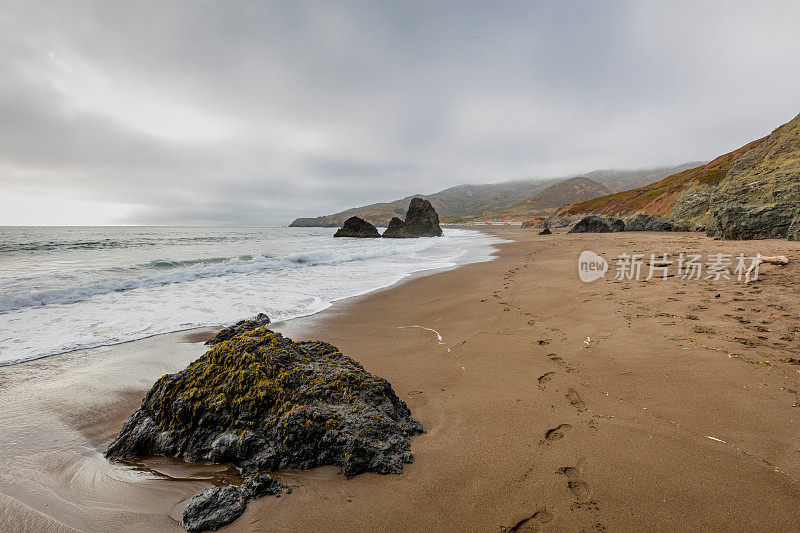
[2,228,800,531]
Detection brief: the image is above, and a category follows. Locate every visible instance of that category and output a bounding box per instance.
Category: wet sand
[2,228,800,531]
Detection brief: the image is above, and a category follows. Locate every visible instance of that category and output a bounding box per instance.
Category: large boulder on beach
[568,215,624,233]
[382,217,416,238]
[624,213,674,232]
[107,328,423,474]
[334,216,381,238]
[383,198,442,238]
[106,327,423,530]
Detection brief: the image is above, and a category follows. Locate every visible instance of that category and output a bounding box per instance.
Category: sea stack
[383,198,443,238]
[334,216,381,238]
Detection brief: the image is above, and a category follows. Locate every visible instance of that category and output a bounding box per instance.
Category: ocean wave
[0,237,444,313]
[0,235,237,253]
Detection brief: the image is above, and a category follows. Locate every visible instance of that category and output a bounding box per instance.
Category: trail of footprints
[510,345,605,531]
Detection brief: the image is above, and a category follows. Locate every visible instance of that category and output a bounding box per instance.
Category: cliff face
[549,113,800,239]
[706,113,800,239]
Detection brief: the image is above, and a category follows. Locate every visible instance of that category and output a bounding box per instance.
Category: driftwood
[746,255,790,283]
[760,255,789,265]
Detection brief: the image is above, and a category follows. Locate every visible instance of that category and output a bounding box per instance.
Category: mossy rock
[106,328,424,478]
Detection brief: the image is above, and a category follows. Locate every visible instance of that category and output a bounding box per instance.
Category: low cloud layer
[1,1,799,225]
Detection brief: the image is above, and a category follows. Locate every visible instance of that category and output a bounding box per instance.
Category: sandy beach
[3,228,800,532]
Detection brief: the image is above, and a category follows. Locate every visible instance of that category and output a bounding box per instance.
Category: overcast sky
[1,1,798,225]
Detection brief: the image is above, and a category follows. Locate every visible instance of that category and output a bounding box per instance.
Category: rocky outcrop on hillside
[568,215,624,233]
[705,113,800,240]
[538,226,552,235]
[383,198,442,238]
[334,216,381,238]
[521,217,545,228]
[106,328,423,531]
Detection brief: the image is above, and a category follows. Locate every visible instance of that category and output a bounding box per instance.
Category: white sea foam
[0,226,504,365]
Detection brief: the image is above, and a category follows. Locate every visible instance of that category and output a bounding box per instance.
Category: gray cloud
[0,0,798,225]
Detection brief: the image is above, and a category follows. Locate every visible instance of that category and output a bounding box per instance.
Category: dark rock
[240,473,283,500]
[538,226,552,235]
[182,473,284,532]
[205,313,270,345]
[382,198,442,238]
[183,485,247,533]
[789,217,800,241]
[546,216,579,228]
[568,215,624,233]
[107,328,423,475]
[404,197,443,237]
[381,217,416,238]
[334,216,381,238]
[107,328,423,531]
[709,202,800,240]
[624,213,674,232]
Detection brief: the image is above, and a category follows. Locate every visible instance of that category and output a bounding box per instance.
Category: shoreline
[0,228,504,368]
[2,228,800,531]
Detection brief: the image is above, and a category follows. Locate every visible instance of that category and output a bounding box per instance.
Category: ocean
[0,226,503,365]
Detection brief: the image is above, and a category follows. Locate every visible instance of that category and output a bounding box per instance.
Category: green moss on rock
[106,328,424,478]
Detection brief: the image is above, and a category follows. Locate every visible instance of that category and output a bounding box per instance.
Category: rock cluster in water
[333,198,443,238]
[383,197,443,238]
[106,327,423,532]
[333,216,381,238]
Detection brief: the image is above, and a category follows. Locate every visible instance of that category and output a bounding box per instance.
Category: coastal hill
[551,112,800,237]
[289,163,700,227]
[550,140,767,220]
[485,177,613,219]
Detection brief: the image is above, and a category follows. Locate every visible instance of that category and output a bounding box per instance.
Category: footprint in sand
[558,466,591,502]
[537,372,555,389]
[507,509,553,531]
[544,424,572,442]
[565,388,586,411]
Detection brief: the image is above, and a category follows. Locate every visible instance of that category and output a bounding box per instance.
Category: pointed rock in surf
[334,216,381,238]
[403,197,443,237]
[382,198,443,238]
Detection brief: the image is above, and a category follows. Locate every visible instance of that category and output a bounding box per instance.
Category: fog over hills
[290,163,702,227]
